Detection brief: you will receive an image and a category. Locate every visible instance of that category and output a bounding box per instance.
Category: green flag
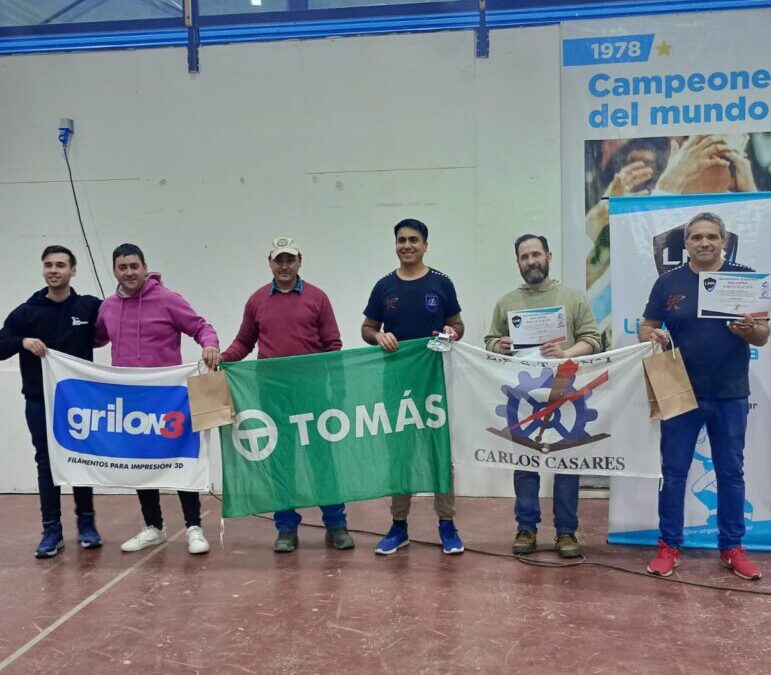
[220,339,451,517]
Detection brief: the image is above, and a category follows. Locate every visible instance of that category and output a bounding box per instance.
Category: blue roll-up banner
[609,192,771,550]
[560,6,771,549]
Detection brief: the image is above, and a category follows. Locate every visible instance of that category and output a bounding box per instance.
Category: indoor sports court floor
[1,494,769,674]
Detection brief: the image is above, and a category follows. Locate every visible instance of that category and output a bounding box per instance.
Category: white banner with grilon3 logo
[42,350,210,491]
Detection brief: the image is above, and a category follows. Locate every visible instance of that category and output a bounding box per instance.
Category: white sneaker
[187,526,210,554]
[121,525,167,552]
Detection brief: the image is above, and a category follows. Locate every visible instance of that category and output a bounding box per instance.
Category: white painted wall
[0,26,562,496]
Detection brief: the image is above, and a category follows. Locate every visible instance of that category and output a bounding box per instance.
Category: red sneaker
[720,547,762,580]
[647,539,681,577]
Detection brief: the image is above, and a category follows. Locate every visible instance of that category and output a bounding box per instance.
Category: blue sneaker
[35,521,64,558]
[77,512,102,549]
[375,520,409,555]
[438,519,464,554]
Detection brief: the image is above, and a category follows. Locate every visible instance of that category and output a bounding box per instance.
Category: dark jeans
[137,489,201,529]
[25,399,94,523]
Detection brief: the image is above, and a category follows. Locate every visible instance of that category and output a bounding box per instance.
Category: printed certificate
[507,306,567,347]
[698,271,770,320]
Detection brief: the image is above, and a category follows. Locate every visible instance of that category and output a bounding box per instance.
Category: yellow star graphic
[656,41,672,56]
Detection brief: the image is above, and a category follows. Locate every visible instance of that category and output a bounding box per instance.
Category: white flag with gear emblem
[445,341,661,478]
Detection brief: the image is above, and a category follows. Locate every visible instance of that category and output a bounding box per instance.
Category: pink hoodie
[94,273,219,367]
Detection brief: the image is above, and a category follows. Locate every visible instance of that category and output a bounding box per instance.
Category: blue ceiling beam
[0,0,769,56]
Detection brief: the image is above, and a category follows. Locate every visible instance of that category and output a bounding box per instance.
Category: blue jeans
[274,504,347,532]
[513,470,579,535]
[659,397,748,550]
[25,399,94,523]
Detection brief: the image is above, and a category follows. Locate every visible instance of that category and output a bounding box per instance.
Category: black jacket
[0,288,101,401]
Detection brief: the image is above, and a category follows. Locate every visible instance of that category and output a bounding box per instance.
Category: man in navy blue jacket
[639,212,769,581]
[0,246,102,558]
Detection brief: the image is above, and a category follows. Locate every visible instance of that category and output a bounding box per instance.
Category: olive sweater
[484,279,602,354]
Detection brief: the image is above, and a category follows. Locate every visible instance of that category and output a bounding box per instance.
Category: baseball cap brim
[270,246,300,259]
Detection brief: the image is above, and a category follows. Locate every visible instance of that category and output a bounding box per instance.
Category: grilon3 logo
[53,379,199,460]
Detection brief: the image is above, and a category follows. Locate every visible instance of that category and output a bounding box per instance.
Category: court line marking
[0,510,210,672]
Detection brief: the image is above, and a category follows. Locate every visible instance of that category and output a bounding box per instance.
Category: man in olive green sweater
[484,234,602,558]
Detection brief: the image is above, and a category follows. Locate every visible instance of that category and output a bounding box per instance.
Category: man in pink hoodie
[95,243,220,555]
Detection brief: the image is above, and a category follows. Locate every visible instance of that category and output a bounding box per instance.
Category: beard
[520,261,549,284]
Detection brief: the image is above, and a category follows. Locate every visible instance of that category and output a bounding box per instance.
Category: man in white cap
[222,237,354,553]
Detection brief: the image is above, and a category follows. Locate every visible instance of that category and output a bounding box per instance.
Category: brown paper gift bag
[642,344,698,420]
[187,369,234,431]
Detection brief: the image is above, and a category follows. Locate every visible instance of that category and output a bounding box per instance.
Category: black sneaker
[325,527,355,550]
[273,530,298,553]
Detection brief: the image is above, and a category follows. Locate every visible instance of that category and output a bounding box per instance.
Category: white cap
[269,236,300,259]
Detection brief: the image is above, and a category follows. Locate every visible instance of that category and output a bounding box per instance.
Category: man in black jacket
[0,246,102,558]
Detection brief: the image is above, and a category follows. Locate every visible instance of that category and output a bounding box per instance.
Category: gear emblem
[495,367,598,444]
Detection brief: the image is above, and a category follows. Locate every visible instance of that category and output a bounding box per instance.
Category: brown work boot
[512,530,537,554]
[555,533,582,558]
